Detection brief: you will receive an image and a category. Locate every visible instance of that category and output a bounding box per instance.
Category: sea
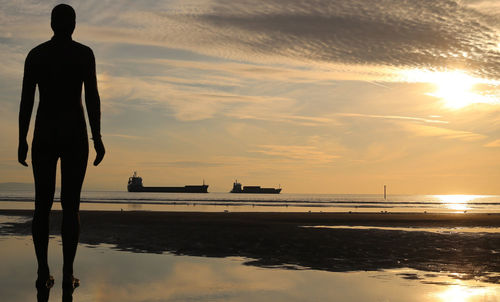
[1,189,500,213]
[2,189,500,301]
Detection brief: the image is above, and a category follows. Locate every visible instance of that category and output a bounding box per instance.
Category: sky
[1,0,500,194]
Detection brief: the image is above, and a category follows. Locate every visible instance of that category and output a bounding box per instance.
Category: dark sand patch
[1,210,499,284]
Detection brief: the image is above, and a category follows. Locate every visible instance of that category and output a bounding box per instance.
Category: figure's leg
[32,146,58,280]
[60,141,88,282]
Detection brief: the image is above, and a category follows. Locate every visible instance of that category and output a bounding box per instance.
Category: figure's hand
[93,137,105,166]
[18,140,28,167]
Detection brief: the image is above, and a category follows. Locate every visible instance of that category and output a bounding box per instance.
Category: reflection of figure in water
[18,3,105,297]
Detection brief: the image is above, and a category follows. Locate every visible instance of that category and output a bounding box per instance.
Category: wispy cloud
[106,134,146,140]
[484,139,500,147]
[118,0,500,80]
[401,124,486,141]
[225,113,339,127]
[252,144,340,163]
[7,1,500,77]
[335,113,448,124]
[149,59,398,83]
[4,0,500,81]
[463,0,500,17]
[138,160,224,168]
[99,68,336,123]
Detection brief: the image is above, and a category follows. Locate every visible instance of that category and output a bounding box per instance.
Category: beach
[2,210,499,285]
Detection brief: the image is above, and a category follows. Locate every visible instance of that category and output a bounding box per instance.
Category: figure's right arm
[18,52,36,167]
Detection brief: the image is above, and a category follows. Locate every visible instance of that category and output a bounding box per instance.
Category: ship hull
[128,185,208,193]
[231,188,281,194]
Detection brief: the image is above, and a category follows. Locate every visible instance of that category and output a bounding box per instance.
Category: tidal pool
[0,234,499,302]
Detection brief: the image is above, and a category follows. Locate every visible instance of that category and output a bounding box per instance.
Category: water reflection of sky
[435,285,496,302]
[0,235,499,302]
[435,195,483,212]
[304,225,500,234]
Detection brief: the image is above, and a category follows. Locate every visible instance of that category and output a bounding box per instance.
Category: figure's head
[51,4,76,36]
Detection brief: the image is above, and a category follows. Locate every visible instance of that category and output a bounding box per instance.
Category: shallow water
[305,225,500,234]
[1,234,499,302]
[2,190,500,213]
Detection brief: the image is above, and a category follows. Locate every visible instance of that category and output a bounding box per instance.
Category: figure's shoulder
[25,40,54,65]
[71,40,94,56]
[27,40,52,57]
[26,39,95,63]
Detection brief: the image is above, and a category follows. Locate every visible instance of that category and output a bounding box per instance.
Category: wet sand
[1,210,500,283]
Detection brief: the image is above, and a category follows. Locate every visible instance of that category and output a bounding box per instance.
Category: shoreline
[1,210,500,284]
[2,209,500,226]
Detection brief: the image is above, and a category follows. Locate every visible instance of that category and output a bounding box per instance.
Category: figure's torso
[27,37,93,140]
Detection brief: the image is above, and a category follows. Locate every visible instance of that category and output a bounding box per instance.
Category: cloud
[252,144,340,163]
[484,139,500,147]
[225,112,339,127]
[5,0,500,82]
[401,123,486,141]
[138,160,224,168]
[106,133,145,140]
[150,58,398,83]
[98,72,294,121]
[463,0,500,18]
[121,0,500,80]
[335,113,448,124]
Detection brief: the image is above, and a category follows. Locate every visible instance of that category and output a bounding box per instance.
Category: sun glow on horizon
[400,69,499,109]
[435,284,493,302]
[435,195,483,212]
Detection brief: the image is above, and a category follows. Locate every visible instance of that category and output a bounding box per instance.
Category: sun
[400,69,498,109]
[426,71,489,109]
[427,71,479,109]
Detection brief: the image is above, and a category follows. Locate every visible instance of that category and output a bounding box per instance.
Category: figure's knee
[33,206,51,222]
[61,202,80,215]
[61,209,80,237]
[62,208,80,225]
[62,205,79,215]
[32,207,51,236]
[34,194,54,211]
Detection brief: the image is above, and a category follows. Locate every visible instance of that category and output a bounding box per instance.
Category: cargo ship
[127,172,208,193]
[230,180,281,194]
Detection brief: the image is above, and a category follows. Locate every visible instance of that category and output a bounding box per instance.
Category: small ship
[230,180,282,194]
[127,172,208,193]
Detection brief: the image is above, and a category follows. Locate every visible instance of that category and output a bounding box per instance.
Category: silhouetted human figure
[18,4,105,296]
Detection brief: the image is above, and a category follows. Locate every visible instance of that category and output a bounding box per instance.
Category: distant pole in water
[384,185,387,200]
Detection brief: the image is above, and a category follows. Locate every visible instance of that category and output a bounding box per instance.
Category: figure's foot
[35,275,55,289]
[36,286,51,302]
[62,287,74,302]
[62,275,80,290]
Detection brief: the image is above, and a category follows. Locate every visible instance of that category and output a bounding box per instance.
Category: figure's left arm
[84,48,105,166]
